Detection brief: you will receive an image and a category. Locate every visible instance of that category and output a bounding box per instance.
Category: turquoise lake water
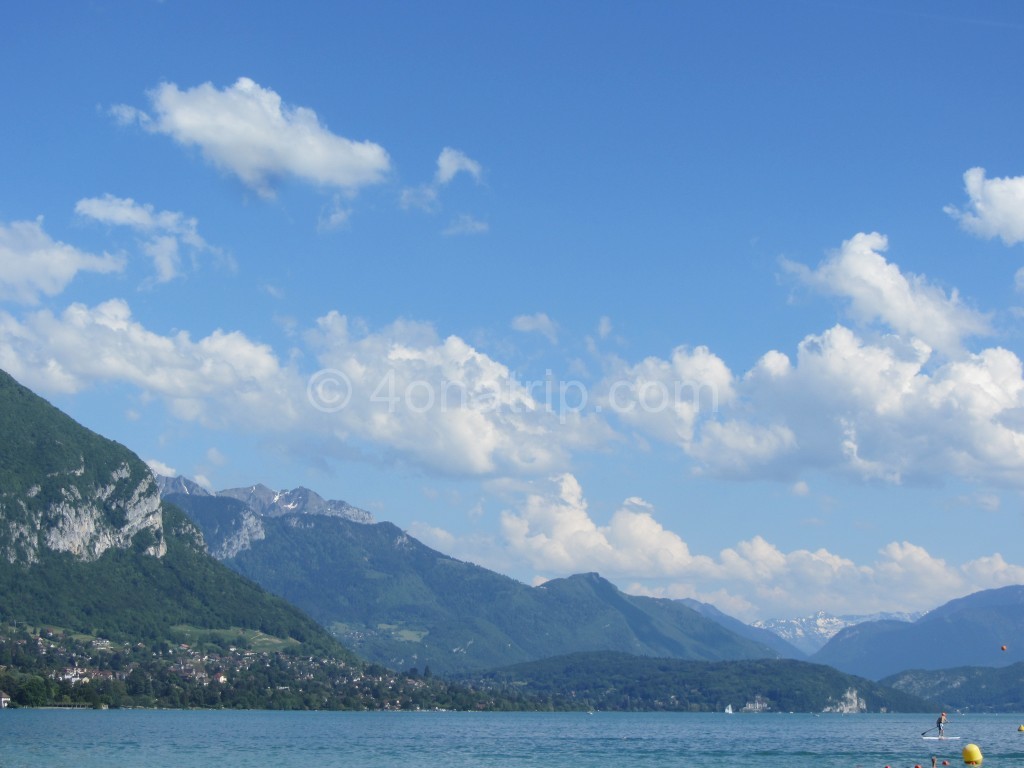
[3,710,1024,767]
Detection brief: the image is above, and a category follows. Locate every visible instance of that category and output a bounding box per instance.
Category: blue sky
[3,0,1024,621]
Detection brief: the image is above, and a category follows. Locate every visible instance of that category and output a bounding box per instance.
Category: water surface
[3,710,1023,767]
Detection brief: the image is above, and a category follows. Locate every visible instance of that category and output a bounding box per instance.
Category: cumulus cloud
[946,167,1024,246]
[113,77,391,198]
[785,232,989,355]
[0,299,300,428]
[597,345,735,446]
[559,234,1021,486]
[305,313,609,476]
[487,475,1024,620]
[501,474,711,576]
[683,322,1024,485]
[75,194,224,282]
[0,217,124,304]
[511,312,558,344]
[0,299,614,478]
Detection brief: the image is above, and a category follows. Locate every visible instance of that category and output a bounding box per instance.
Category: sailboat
[725,704,734,714]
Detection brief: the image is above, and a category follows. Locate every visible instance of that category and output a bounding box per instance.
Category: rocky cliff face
[208,506,265,560]
[2,459,165,564]
[43,462,165,560]
[0,368,167,566]
[157,476,371,560]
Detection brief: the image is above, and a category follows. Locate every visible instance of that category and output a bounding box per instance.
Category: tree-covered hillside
[464,651,933,713]
[0,368,523,710]
[883,661,1024,712]
[167,492,793,675]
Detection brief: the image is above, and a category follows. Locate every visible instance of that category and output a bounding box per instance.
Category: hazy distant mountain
[753,610,922,655]
[678,598,804,658]
[158,476,374,559]
[218,483,373,523]
[155,474,211,497]
[811,585,1024,679]
[158,484,790,675]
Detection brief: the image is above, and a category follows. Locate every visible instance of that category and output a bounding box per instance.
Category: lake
[3,710,1024,767]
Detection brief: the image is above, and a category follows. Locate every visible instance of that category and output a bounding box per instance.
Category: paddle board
[922,736,960,740]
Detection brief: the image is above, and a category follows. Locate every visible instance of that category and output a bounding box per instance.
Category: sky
[3,0,1024,623]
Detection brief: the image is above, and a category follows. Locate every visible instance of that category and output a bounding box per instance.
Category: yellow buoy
[1018,724,1024,732]
[962,743,983,765]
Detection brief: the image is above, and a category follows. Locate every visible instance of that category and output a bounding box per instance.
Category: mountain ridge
[753,609,923,655]
[160,485,802,674]
[811,584,1024,679]
[0,367,533,710]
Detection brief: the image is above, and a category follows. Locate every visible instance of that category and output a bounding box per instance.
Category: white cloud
[0,297,614,480]
[597,345,735,446]
[946,167,1024,246]
[114,77,391,198]
[435,147,482,185]
[443,214,488,236]
[483,475,1024,620]
[688,421,797,476]
[0,217,124,304]
[685,323,1024,485]
[511,312,558,344]
[76,194,222,282]
[785,231,989,355]
[560,235,1021,486]
[305,313,610,476]
[0,299,300,426]
[145,458,176,477]
[500,474,711,576]
[597,316,613,340]
[401,147,483,216]
[1015,267,1024,293]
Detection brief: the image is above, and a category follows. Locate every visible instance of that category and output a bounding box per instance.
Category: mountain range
[161,481,801,675]
[809,584,1024,679]
[753,609,923,655]
[0,368,505,710]
[158,473,1024,688]
[3,364,1021,711]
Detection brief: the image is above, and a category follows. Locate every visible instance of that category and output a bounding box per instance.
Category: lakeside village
[0,623,875,715]
[0,623,495,711]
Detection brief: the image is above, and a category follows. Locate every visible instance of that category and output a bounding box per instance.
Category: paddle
[921,726,937,736]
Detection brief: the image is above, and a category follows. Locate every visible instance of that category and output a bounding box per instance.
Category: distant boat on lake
[725,704,734,714]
